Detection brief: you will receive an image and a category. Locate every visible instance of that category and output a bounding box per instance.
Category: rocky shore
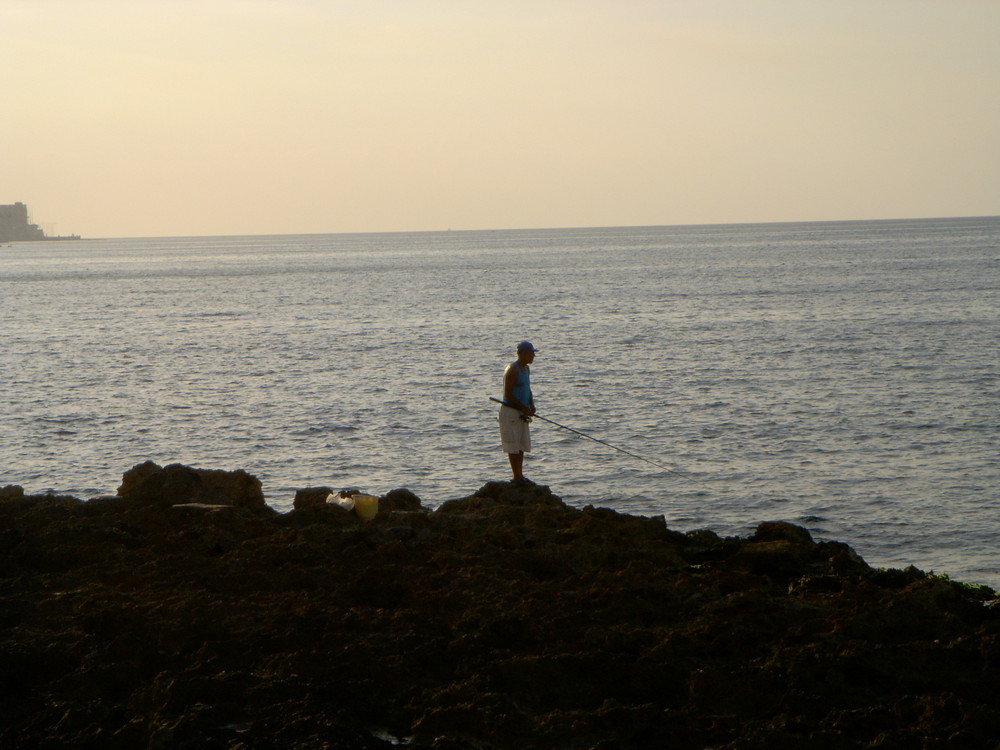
[2,462,998,749]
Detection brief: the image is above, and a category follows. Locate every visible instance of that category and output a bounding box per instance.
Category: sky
[3,0,999,238]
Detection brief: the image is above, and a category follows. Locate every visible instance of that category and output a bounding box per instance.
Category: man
[499,340,538,485]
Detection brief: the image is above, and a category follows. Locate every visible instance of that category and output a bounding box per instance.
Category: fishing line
[490,397,704,483]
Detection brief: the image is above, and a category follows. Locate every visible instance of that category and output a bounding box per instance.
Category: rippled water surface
[2,218,998,587]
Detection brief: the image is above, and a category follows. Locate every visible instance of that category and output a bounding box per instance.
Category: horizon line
[14,212,999,242]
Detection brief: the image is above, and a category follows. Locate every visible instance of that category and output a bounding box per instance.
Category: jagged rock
[117,461,267,511]
[292,486,335,510]
[1,470,998,749]
[724,521,873,583]
[0,484,24,501]
[753,520,814,544]
[381,487,423,512]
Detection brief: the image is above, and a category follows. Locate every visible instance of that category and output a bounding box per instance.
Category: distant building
[0,202,79,242]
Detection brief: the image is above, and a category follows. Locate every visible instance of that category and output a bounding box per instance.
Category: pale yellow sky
[3,0,998,237]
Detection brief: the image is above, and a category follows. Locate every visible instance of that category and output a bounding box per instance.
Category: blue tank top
[509,362,532,407]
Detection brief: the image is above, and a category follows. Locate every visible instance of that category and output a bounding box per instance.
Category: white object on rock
[326,492,356,511]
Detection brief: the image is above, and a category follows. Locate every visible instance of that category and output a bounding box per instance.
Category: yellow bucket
[352,493,379,521]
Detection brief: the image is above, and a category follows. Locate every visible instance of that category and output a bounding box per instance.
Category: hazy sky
[3,0,998,238]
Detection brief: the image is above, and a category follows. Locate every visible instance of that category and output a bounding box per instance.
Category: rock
[293,486,335,511]
[0,485,25,501]
[1,471,998,749]
[381,488,424,512]
[117,461,267,511]
[753,520,814,544]
[724,521,872,583]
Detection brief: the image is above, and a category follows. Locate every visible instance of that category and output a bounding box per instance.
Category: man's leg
[507,451,524,480]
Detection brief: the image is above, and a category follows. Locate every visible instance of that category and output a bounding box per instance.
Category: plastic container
[352,493,379,521]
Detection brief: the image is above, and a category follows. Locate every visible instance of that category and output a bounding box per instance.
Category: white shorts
[498,406,531,454]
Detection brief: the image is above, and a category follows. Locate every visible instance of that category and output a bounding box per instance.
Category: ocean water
[2,218,998,589]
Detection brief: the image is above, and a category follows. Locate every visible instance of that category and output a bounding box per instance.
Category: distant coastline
[0,202,80,242]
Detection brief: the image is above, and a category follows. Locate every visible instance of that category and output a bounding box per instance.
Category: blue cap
[516,340,538,353]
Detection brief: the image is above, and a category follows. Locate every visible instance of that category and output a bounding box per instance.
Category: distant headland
[0,202,80,242]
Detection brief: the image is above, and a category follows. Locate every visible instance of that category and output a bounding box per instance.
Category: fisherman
[499,341,538,485]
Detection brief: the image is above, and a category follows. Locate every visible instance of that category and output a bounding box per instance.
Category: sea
[2,217,998,590]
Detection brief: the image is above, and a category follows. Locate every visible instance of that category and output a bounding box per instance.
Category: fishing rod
[490,397,701,482]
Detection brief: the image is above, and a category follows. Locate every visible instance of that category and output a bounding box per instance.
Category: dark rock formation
[292,486,339,511]
[1,468,998,749]
[117,460,268,511]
